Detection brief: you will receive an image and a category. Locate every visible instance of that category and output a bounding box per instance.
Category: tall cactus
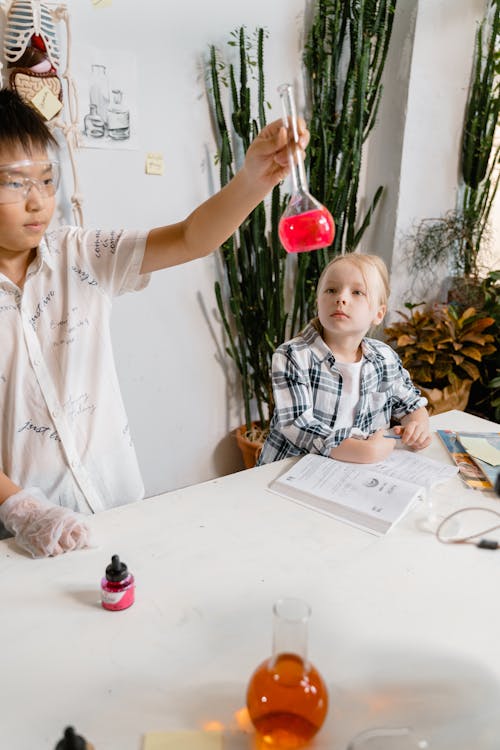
[459,0,500,279]
[294,0,397,329]
[207,9,398,433]
[209,28,287,433]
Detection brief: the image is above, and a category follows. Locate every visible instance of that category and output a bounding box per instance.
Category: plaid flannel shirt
[257,321,427,465]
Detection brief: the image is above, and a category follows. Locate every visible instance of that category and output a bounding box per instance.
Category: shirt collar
[360,337,385,362]
[302,320,384,364]
[32,235,55,272]
[302,320,335,362]
[20,236,55,285]
[0,235,55,290]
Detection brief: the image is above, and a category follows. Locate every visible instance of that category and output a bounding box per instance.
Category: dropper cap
[55,726,87,750]
[105,554,129,582]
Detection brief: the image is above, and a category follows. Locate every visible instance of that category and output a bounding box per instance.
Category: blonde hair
[316,253,390,308]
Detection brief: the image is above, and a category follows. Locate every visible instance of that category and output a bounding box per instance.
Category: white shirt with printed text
[0,225,150,514]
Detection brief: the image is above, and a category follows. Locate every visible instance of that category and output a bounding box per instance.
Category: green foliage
[384,302,496,391]
[208,27,287,433]
[469,269,500,420]
[409,1,500,283]
[407,209,492,281]
[459,0,500,278]
[207,10,398,435]
[295,0,397,328]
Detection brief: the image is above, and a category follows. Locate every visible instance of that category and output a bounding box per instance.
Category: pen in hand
[384,433,402,439]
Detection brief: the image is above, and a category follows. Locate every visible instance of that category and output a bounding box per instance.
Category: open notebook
[268,450,458,535]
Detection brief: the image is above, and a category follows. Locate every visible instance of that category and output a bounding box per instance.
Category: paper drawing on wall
[77,49,138,150]
[0,0,85,226]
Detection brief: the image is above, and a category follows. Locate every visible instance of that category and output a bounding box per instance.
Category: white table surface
[1,410,500,750]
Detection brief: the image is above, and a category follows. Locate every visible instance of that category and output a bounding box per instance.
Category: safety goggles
[0,160,60,204]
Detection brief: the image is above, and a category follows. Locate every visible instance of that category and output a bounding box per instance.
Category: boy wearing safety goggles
[0,89,309,557]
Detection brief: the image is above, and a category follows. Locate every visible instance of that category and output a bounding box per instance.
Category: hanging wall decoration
[0,0,84,225]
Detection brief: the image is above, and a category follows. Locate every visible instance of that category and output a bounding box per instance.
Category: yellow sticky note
[460,437,500,467]
[92,0,112,7]
[145,153,164,176]
[30,86,62,120]
[143,730,222,750]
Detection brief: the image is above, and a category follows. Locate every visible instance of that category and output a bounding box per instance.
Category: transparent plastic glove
[0,487,92,558]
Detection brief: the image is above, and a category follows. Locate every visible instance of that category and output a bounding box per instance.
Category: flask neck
[278,83,309,195]
[271,597,310,664]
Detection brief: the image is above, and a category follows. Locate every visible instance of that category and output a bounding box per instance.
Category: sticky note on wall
[145,153,164,176]
[31,86,62,120]
[143,730,222,750]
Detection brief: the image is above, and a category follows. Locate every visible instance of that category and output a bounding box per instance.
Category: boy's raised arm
[141,118,309,273]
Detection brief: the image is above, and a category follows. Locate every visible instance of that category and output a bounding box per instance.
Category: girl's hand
[365,429,397,462]
[242,117,310,190]
[330,429,395,463]
[393,422,432,451]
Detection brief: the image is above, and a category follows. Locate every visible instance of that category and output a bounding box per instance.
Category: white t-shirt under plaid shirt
[0,225,150,514]
[257,321,427,464]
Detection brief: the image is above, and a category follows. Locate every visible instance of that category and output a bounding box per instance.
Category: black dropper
[105,554,129,582]
[55,726,87,750]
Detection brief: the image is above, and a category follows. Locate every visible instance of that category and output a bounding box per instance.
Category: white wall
[3,0,496,497]
[52,0,306,496]
[361,0,492,318]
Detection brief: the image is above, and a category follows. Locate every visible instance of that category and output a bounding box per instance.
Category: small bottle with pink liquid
[100,554,135,611]
[278,83,335,254]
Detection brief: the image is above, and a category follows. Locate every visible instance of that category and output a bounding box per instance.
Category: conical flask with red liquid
[246,598,328,748]
[278,84,335,254]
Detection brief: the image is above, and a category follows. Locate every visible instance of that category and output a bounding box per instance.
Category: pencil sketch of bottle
[88,64,108,125]
[83,63,131,142]
[83,104,105,138]
[108,89,130,140]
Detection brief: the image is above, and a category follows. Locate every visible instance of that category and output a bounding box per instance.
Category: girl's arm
[330,430,395,463]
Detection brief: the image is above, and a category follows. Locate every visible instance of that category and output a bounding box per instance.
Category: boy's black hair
[0,88,58,154]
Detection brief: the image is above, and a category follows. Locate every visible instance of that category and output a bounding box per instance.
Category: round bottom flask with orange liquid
[246,598,328,748]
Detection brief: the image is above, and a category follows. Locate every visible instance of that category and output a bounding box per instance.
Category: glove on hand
[0,487,92,558]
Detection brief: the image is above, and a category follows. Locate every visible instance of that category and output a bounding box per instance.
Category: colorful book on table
[436,429,500,491]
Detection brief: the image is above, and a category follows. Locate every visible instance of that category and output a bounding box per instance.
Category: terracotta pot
[418,379,472,416]
[234,423,265,469]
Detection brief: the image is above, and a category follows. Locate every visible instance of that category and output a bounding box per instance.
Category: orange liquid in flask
[247,652,328,748]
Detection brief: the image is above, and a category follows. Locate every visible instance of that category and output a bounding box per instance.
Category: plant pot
[235,423,267,469]
[418,379,472,416]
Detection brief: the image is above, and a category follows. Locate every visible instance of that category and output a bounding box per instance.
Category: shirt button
[71,459,80,469]
[51,410,58,418]
[33,359,40,367]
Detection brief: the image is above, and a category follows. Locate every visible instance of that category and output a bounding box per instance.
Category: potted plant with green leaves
[384,302,495,415]
[468,269,500,420]
[207,8,398,467]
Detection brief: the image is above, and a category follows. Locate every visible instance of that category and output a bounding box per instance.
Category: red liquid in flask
[279,207,335,254]
[246,652,328,748]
